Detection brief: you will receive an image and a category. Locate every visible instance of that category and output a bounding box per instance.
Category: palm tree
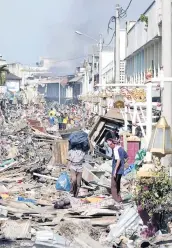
[0,65,9,86]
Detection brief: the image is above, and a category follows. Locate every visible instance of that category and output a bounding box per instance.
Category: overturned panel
[1,220,31,240]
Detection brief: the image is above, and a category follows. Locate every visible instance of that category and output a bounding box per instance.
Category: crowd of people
[48,104,90,131]
[48,108,69,130]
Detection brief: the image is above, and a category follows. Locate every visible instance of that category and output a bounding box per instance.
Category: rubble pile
[0,104,172,247]
[0,106,107,247]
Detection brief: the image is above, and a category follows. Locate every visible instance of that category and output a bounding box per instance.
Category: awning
[69,76,82,83]
[6,72,21,81]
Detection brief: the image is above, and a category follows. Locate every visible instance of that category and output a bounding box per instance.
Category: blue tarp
[69,131,89,151]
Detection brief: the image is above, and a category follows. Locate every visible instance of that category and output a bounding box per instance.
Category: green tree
[0,65,9,86]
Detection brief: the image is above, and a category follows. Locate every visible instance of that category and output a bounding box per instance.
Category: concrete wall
[101,29,126,85]
[126,1,161,57]
[8,63,23,78]
[120,30,126,60]
[101,51,114,70]
[6,80,20,92]
[7,63,48,86]
[125,0,163,84]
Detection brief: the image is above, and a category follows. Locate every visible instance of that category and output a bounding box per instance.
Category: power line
[54,55,86,63]
[104,16,116,46]
[107,16,116,34]
[119,0,133,19]
[104,30,116,46]
[125,0,133,12]
[105,0,133,46]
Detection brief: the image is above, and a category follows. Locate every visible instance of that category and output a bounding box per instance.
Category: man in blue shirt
[107,139,128,203]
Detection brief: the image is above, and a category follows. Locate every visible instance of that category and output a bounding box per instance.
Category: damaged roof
[6,72,21,81]
[105,108,132,122]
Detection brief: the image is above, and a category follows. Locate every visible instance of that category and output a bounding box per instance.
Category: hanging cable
[104,30,116,46]
[125,0,133,12]
[107,16,116,33]
[104,16,116,46]
[119,0,133,19]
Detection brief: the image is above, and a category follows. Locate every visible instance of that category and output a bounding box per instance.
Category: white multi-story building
[39,57,57,69]
[101,48,114,86]
[7,63,23,78]
[125,0,162,84]
[102,29,126,85]
[7,62,49,86]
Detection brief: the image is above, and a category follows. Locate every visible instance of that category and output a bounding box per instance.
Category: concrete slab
[82,167,101,183]
[1,220,31,240]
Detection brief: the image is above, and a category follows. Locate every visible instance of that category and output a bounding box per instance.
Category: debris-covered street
[0,97,172,248]
[1,0,172,247]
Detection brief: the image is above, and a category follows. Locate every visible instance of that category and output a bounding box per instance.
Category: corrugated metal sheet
[45,83,66,104]
[73,84,81,99]
[69,76,82,83]
[35,231,71,247]
[107,205,141,243]
[2,220,31,240]
[47,83,59,98]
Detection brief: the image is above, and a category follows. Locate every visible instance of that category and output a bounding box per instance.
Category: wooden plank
[53,140,69,165]
[90,216,116,226]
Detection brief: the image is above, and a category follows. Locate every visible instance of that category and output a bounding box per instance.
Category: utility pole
[99,34,103,88]
[162,0,172,125]
[115,4,120,84]
[59,78,61,104]
[162,0,172,166]
[75,30,103,90]
[86,60,89,93]
[146,81,152,162]
[92,54,95,91]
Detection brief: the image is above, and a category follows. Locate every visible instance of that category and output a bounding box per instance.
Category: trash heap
[0,104,172,247]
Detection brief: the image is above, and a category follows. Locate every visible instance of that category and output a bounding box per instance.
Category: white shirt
[113,145,121,160]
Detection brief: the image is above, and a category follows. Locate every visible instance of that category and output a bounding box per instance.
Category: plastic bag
[124,164,135,176]
[56,172,71,192]
[134,149,146,170]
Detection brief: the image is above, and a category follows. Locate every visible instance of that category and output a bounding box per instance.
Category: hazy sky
[0,0,153,73]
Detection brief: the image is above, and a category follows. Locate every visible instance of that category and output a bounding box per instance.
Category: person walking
[67,144,85,197]
[49,108,55,117]
[107,139,128,203]
[49,113,55,126]
[62,113,68,130]
[58,113,63,130]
